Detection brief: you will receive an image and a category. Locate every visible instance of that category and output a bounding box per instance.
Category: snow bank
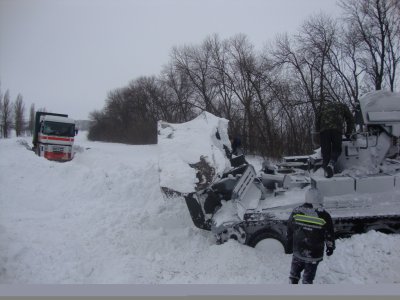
[0,131,400,287]
[158,112,231,194]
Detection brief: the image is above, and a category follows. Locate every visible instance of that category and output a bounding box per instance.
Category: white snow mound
[158,112,231,194]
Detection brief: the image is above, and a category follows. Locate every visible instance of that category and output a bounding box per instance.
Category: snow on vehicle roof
[360,90,400,124]
[41,115,75,124]
[158,111,231,194]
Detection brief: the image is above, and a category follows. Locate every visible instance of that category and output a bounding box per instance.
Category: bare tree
[88,77,160,144]
[0,90,13,138]
[299,14,337,103]
[327,22,365,103]
[384,0,400,91]
[272,33,320,112]
[160,62,195,122]
[0,84,2,138]
[171,39,219,114]
[269,15,342,155]
[340,0,400,91]
[223,34,259,153]
[87,110,111,142]
[14,94,25,137]
[28,103,35,136]
[207,34,240,122]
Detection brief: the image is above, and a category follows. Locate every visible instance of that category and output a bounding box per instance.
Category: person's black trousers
[289,256,320,284]
[320,129,343,168]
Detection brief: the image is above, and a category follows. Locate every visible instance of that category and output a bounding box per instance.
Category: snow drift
[158,112,231,194]
[0,121,400,286]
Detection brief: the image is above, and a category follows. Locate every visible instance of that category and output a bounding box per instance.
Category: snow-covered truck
[32,112,77,161]
[158,90,400,252]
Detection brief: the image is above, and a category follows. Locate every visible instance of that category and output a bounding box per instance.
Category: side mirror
[75,129,79,136]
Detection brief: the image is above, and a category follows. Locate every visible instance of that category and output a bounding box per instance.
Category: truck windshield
[42,121,75,137]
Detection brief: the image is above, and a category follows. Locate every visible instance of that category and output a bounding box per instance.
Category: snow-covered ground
[1,130,400,291]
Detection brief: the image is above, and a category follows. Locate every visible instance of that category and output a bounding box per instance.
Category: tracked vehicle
[159,91,400,252]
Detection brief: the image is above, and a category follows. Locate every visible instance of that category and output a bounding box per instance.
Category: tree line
[0,84,36,139]
[85,0,398,157]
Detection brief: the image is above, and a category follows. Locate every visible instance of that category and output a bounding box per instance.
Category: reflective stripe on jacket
[287,203,335,262]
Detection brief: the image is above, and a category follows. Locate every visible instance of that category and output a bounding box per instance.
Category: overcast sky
[0,0,341,120]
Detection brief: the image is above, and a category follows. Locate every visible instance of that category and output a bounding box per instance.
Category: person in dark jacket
[286,187,335,284]
[316,100,355,178]
[229,135,243,156]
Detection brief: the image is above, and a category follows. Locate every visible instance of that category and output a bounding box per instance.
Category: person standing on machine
[316,99,355,178]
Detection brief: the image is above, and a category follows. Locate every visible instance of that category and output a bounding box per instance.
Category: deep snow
[1,131,400,288]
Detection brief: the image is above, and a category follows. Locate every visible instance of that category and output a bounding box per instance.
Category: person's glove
[326,247,334,256]
[285,241,293,254]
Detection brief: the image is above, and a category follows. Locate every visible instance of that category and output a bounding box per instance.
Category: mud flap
[184,192,211,231]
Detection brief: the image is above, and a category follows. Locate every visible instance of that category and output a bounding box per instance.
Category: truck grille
[52,146,64,153]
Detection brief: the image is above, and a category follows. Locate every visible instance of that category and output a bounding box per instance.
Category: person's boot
[325,162,334,178]
[289,277,299,284]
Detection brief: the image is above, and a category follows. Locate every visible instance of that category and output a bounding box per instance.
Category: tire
[366,226,395,235]
[247,230,288,253]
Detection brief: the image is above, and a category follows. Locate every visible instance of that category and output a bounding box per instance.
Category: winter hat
[304,187,323,205]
